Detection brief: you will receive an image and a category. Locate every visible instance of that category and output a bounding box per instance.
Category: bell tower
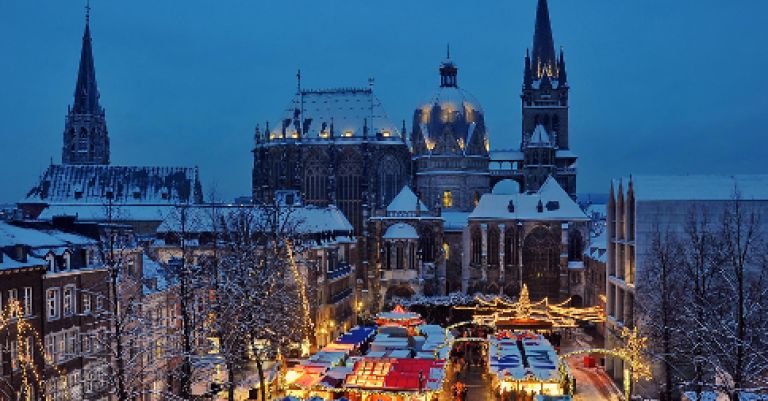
[62,4,110,165]
[521,0,576,196]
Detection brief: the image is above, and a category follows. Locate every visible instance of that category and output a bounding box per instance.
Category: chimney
[13,244,28,263]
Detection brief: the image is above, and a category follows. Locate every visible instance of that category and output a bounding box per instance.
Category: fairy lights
[285,239,313,353]
[455,284,605,329]
[0,299,71,401]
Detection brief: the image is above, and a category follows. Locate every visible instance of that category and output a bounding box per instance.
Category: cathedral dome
[412,57,489,157]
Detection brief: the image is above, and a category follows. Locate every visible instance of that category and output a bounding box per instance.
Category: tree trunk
[255,357,267,401]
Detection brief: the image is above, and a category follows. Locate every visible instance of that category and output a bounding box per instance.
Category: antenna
[368,77,375,136]
[446,43,450,60]
[297,69,303,137]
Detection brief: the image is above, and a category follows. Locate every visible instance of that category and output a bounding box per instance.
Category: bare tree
[711,193,768,400]
[636,225,686,401]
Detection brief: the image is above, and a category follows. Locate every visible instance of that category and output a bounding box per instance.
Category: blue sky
[1,1,766,202]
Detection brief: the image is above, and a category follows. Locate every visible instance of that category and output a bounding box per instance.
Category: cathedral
[20,10,203,230]
[253,0,587,310]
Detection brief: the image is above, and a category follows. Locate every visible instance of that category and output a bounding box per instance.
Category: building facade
[0,221,111,401]
[604,175,768,394]
[463,176,589,301]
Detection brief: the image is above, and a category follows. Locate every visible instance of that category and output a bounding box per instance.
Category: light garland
[285,239,314,353]
[0,300,71,401]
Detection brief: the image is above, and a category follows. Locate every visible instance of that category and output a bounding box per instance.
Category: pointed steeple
[524,49,533,89]
[72,7,101,115]
[62,4,110,165]
[532,0,557,79]
[558,46,567,85]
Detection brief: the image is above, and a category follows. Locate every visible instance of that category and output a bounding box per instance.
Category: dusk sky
[1,0,766,203]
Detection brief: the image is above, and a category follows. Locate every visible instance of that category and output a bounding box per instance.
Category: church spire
[62,3,110,165]
[531,0,557,79]
[72,2,101,115]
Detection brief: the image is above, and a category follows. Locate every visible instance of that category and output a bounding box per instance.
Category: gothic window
[419,227,435,263]
[473,192,480,207]
[337,150,364,233]
[568,230,584,261]
[379,155,402,206]
[553,115,560,134]
[504,227,518,267]
[78,128,88,152]
[385,243,392,270]
[304,153,328,205]
[409,242,416,270]
[470,227,482,266]
[396,243,404,269]
[522,226,560,300]
[487,227,500,266]
[442,190,453,208]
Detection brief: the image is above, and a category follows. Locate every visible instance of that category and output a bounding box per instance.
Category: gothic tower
[62,8,110,165]
[521,0,576,196]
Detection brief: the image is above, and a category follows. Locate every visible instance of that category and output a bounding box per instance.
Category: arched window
[552,115,560,134]
[522,227,560,300]
[419,227,435,263]
[504,227,518,267]
[568,230,584,261]
[385,243,392,270]
[487,227,500,266]
[442,190,453,208]
[379,155,402,206]
[471,227,482,266]
[396,243,404,269]
[473,192,480,208]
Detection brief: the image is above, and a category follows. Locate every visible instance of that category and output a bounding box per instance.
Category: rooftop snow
[387,186,428,214]
[383,223,419,240]
[0,221,94,248]
[614,175,768,201]
[490,150,524,161]
[268,88,400,140]
[470,176,588,221]
[157,204,353,234]
[24,164,203,204]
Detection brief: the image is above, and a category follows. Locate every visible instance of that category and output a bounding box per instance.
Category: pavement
[567,355,622,401]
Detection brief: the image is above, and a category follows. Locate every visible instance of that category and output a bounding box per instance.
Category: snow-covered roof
[387,186,428,214]
[157,204,353,235]
[383,223,418,240]
[0,222,95,271]
[24,164,203,204]
[142,253,172,295]
[614,175,768,201]
[492,180,521,195]
[0,221,94,248]
[555,149,578,158]
[469,176,588,221]
[38,204,171,222]
[267,88,400,140]
[442,211,470,231]
[584,231,607,263]
[422,86,483,115]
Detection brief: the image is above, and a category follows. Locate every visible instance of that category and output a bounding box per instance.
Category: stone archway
[384,285,415,302]
[522,226,561,300]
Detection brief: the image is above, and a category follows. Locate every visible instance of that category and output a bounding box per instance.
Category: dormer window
[63,252,71,270]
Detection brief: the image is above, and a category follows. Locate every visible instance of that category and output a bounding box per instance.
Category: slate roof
[268,88,401,140]
[24,164,203,205]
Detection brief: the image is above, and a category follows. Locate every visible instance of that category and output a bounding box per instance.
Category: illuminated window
[473,191,480,207]
[382,131,391,137]
[343,130,353,137]
[443,243,450,260]
[442,190,453,208]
